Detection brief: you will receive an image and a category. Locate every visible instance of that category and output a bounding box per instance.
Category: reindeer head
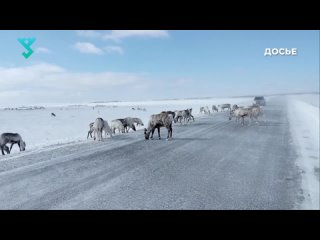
[4,146,10,154]
[144,128,150,140]
[20,140,26,151]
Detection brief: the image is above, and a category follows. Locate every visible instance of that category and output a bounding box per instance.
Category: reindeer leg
[167,126,172,140]
[150,128,155,139]
[158,127,161,139]
[10,143,14,152]
[6,146,10,154]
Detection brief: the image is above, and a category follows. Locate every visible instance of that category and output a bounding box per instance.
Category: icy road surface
[0,97,314,209]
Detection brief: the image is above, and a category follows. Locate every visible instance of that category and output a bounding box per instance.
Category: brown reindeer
[144,112,173,140]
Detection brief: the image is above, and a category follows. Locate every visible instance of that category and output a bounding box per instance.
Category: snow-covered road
[0,96,318,209]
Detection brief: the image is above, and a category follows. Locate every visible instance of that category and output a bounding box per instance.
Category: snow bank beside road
[287,93,319,108]
[287,94,319,209]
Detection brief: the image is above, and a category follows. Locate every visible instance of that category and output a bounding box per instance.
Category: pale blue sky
[0,30,318,106]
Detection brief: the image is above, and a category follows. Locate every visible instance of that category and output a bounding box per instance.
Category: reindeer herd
[199,103,264,126]
[228,104,264,126]
[88,103,264,143]
[87,108,195,142]
[87,117,144,141]
[0,102,265,156]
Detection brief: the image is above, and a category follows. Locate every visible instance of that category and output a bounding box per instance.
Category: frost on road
[0,96,318,209]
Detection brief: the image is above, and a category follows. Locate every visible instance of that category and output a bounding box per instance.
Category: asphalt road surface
[0,97,303,209]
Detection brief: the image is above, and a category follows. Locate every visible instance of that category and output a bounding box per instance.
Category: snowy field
[0,97,253,154]
[287,93,319,209]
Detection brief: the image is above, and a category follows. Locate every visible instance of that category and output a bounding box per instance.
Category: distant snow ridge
[3,106,45,111]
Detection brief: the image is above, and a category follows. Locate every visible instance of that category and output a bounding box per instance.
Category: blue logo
[18,38,36,59]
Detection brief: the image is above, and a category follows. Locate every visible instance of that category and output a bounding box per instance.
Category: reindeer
[144,112,173,140]
[206,106,211,115]
[88,120,112,139]
[111,120,126,134]
[116,118,136,133]
[87,122,94,139]
[200,107,207,114]
[232,104,239,111]
[174,110,190,124]
[229,107,251,126]
[93,118,104,141]
[131,118,144,127]
[186,108,195,122]
[0,133,26,155]
[212,105,219,112]
[200,107,210,115]
[219,104,231,112]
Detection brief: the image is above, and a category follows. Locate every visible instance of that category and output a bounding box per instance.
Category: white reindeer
[111,120,125,134]
[93,118,104,141]
[88,120,112,139]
